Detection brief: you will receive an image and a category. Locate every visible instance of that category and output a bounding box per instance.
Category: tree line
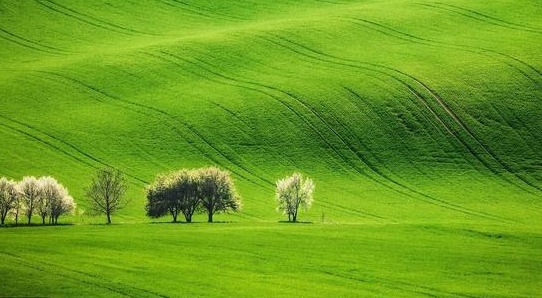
[0,176,75,225]
[145,167,315,223]
[145,167,241,223]
[1,167,315,226]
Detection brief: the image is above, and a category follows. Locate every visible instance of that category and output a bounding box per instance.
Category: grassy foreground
[1,0,542,296]
[1,222,541,297]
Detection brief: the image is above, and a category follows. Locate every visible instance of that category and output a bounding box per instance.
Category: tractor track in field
[34,0,154,36]
[342,86,470,182]
[140,53,276,189]
[0,28,68,55]
[148,50,365,183]
[163,46,510,222]
[164,0,250,22]
[149,50,421,221]
[487,104,542,161]
[209,101,301,171]
[182,55,413,192]
[318,200,390,222]
[0,112,147,184]
[323,269,477,297]
[0,117,97,169]
[255,35,528,220]
[345,17,542,89]
[161,50,448,210]
[417,3,542,35]
[263,33,542,194]
[34,70,269,188]
[0,251,167,297]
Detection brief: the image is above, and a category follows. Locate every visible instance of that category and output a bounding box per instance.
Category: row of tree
[146,168,315,223]
[145,167,241,223]
[1,167,316,225]
[0,176,76,225]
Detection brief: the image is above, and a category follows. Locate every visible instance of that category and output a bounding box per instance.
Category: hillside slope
[1,0,541,223]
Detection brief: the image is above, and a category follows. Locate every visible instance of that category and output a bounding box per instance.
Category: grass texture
[0,0,541,296]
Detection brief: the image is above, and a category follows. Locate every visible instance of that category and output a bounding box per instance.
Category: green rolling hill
[2,0,541,223]
[1,0,542,296]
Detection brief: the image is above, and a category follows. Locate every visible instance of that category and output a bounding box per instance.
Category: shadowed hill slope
[1,0,541,223]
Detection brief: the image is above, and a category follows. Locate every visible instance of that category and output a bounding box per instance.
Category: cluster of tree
[146,167,241,223]
[0,176,76,225]
[275,172,315,222]
[1,167,316,226]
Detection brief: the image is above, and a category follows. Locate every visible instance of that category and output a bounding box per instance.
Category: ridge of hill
[1,0,541,224]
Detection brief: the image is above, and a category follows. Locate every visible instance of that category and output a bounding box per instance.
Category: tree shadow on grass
[147,221,238,225]
[278,220,313,224]
[1,223,75,228]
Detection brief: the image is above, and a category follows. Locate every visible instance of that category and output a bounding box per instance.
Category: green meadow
[1,0,541,296]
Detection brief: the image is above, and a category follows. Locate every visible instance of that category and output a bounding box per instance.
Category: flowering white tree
[51,194,76,225]
[19,176,41,225]
[0,177,19,225]
[37,177,75,225]
[275,173,315,222]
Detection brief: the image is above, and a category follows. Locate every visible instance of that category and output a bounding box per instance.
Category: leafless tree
[86,167,128,224]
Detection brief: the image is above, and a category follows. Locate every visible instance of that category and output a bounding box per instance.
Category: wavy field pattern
[1,0,542,296]
[1,0,541,224]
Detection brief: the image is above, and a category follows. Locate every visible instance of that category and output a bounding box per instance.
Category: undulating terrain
[1,0,541,296]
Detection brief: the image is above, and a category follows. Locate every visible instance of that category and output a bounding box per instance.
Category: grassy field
[1,0,541,296]
[2,223,541,297]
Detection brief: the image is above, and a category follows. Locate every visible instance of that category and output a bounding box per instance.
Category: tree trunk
[184,212,192,223]
[27,214,31,225]
[208,212,213,223]
[106,212,111,224]
[288,213,291,222]
[173,213,177,223]
[42,216,46,225]
[1,216,5,225]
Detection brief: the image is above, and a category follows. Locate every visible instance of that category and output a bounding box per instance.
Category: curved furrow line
[269,34,542,194]
[159,51,429,199]
[34,0,141,36]
[0,112,148,184]
[417,3,542,35]
[342,86,470,180]
[151,50,365,185]
[209,101,300,170]
[0,252,132,297]
[439,3,542,33]
[347,18,434,46]
[1,251,167,297]
[489,51,542,82]
[403,74,542,193]
[344,85,487,183]
[0,118,99,170]
[317,199,392,223]
[345,18,542,88]
[45,0,158,35]
[339,16,542,89]
[138,53,275,188]
[0,28,67,54]
[35,70,266,188]
[165,0,247,22]
[173,0,250,21]
[185,57,396,181]
[487,103,542,160]
[178,49,511,221]
[256,35,518,220]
